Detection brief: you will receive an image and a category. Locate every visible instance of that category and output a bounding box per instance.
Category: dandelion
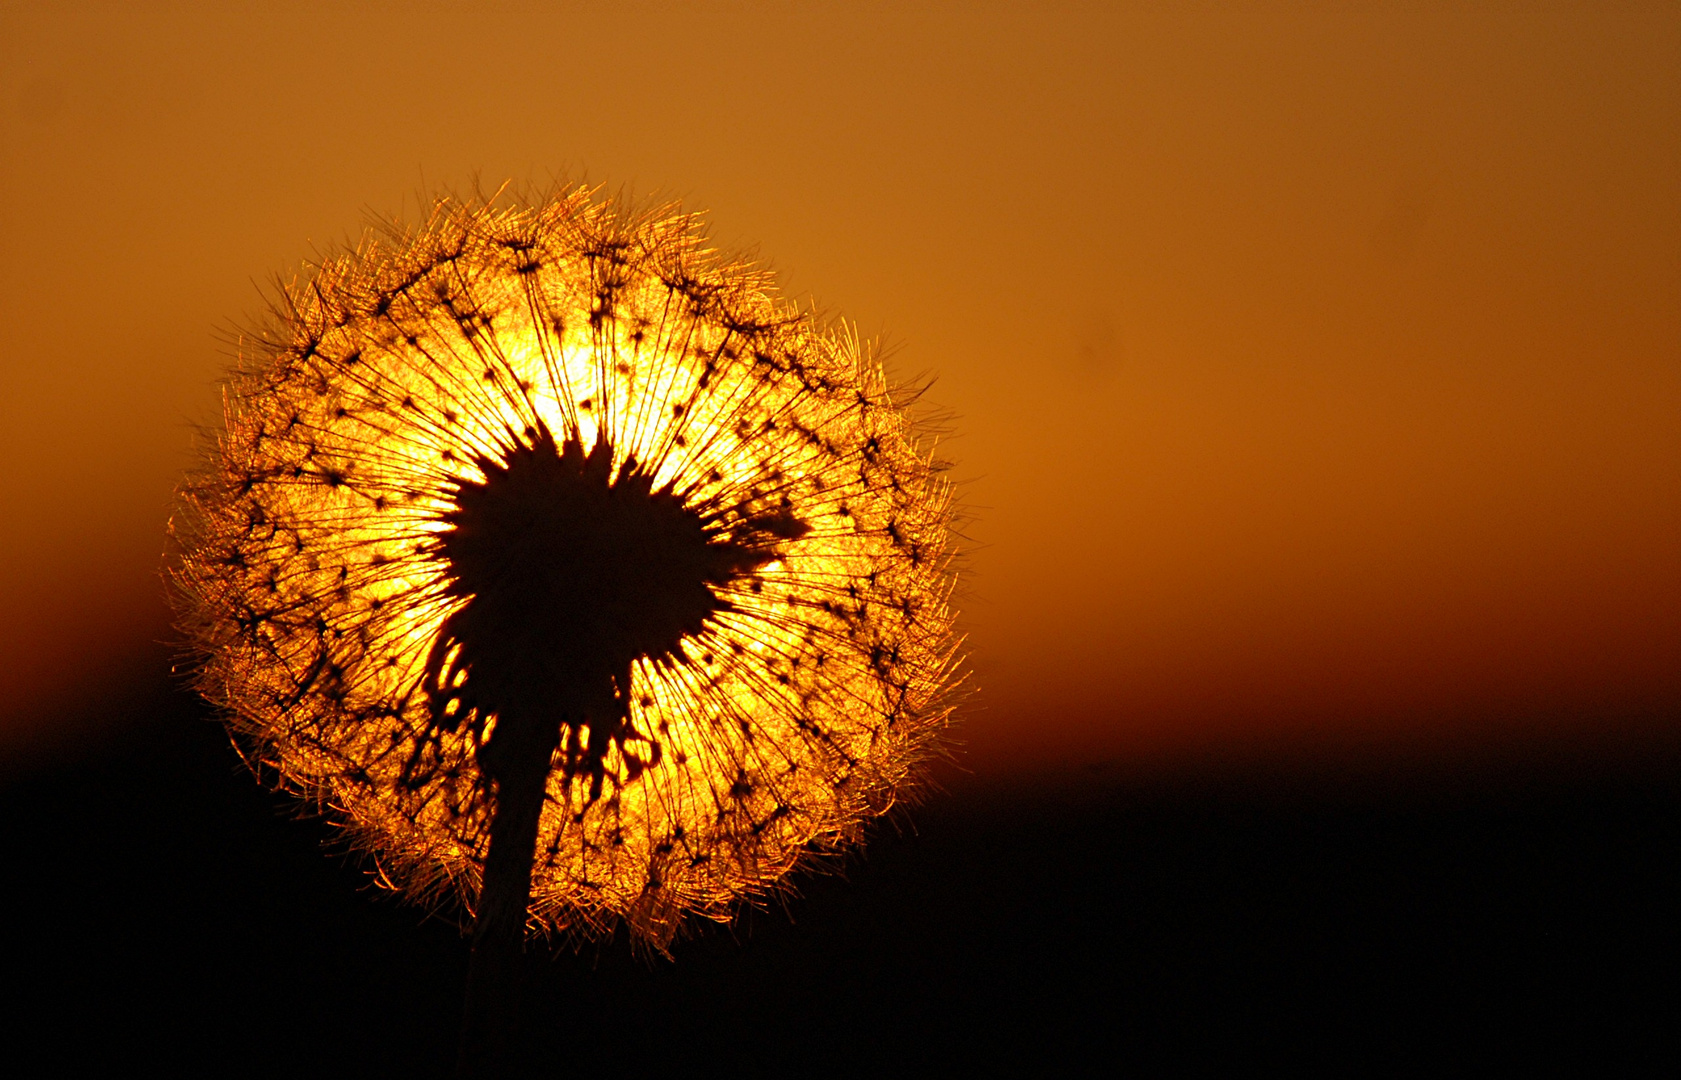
[171,184,961,1065]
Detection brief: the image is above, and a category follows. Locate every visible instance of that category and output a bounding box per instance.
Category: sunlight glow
[173,187,961,950]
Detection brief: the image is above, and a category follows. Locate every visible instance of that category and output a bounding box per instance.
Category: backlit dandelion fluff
[171,186,960,1018]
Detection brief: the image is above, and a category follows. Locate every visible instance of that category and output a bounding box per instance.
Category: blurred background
[1,1,1676,1070]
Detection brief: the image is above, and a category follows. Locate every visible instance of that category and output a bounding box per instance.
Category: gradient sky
[1,2,1675,778]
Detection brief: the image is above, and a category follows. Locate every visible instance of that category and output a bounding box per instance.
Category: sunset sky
[2,2,1676,780]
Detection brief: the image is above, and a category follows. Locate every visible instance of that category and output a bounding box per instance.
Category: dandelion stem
[455,701,566,1077]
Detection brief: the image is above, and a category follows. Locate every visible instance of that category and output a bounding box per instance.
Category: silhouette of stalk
[457,723,551,1070]
[455,691,561,1072]
[172,184,962,1068]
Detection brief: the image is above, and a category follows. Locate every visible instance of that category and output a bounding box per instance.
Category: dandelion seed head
[173,185,960,951]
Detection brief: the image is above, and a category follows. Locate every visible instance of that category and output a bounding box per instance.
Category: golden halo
[173,186,961,952]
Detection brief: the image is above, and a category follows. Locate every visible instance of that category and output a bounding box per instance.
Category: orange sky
[1,3,1676,778]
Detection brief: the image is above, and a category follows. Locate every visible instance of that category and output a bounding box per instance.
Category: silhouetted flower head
[173,186,960,951]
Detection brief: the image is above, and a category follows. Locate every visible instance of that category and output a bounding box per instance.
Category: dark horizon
[7,658,1679,1070]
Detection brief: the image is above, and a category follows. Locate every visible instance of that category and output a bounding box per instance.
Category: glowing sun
[172,185,961,959]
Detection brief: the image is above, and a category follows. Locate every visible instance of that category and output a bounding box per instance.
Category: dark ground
[5,673,1678,1076]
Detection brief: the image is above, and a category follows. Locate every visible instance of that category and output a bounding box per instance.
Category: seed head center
[442,429,747,674]
[422,425,765,793]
